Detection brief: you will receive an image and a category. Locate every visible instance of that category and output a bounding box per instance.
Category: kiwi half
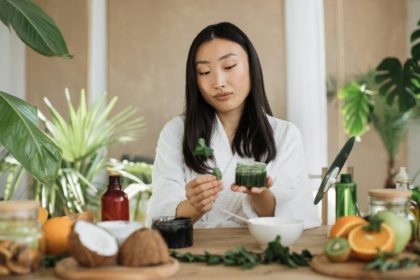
[324,237,351,262]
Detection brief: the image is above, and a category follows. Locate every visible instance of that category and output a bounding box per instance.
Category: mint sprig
[194,137,222,179]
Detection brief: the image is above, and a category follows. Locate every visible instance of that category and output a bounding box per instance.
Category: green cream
[235,162,267,188]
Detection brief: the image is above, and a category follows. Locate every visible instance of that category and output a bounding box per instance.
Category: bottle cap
[340,173,352,183]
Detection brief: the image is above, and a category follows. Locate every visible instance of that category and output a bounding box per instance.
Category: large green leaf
[339,81,372,136]
[411,19,420,63]
[0,91,62,183]
[0,0,72,59]
[375,58,419,112]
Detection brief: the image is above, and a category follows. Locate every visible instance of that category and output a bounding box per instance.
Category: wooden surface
[55,257,179,280]
[5,225,411,280]
[310,253,420,279]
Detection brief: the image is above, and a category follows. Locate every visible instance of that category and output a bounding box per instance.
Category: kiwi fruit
[324,237,351,262]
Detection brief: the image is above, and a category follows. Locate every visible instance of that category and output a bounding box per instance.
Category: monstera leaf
[339,81,372,136]
[375,19,420,113]
[0,0,72,58]
[375,58,419,112]
[411,19,420,63]
[0,91,62,183]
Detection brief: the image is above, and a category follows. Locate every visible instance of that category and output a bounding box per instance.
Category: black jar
[152,216,193,248]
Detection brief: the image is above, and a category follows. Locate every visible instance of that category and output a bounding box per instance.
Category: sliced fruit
[329,215,367,238]
[68,221,118,267]
[348,223,394,261]
[324,237,351,262]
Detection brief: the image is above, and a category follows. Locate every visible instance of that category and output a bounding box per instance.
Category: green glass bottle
[335,174,358,219]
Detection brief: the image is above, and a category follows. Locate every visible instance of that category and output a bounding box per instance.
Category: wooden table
[7,226,332,279]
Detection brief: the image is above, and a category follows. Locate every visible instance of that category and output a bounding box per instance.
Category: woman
[147,22,320,229]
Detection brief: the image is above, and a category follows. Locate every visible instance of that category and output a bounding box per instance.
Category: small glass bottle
[335,174,358,219]
[101,175,129,221]
[368,189,418,241]
[396,167,410,190]
[0,200,44,275]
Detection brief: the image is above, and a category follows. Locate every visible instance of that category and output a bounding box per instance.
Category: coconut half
[68,220,118,267]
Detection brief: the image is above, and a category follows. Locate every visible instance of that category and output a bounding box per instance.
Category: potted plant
[0,0,72,186]
[339,19,420,188]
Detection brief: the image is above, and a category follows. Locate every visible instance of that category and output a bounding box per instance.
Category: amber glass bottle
[101,175,129,221]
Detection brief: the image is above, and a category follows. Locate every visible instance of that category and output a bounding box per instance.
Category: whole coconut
[119,228,170,266]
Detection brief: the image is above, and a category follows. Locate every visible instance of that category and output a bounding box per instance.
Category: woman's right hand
[185,175,223,213]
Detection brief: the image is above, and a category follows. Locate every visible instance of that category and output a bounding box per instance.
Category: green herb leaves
[193,138,214,158]
[362,215,383,232]
[171,235,314,270]
[193,138,222,179]
[366,251,420,272]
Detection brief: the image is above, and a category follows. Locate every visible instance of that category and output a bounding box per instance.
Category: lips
[215,92,233,100]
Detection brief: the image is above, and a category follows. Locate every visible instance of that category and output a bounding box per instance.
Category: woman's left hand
[231,176,273,195]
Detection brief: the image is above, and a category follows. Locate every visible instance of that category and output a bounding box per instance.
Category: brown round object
[68,221,118,267]
[368,189,411,202]
[119,228,170,267]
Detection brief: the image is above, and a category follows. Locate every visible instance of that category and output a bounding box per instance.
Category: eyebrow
[195,53,237,65]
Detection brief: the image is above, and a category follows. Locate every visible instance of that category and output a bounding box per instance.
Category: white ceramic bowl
[247,217,304,249]
[97,221,143,246]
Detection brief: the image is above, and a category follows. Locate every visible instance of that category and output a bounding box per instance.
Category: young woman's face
[195,38,251,115]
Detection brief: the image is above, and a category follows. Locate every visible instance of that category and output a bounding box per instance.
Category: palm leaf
[0,91,62,183]
[339,82,372,136]
[375,58,419,112]
[0,0,72,58]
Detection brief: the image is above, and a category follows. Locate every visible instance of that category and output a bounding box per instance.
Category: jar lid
[368,189,411,201]
[0,200,38,212]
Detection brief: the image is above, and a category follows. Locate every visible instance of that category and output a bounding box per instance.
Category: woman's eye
[198,71,210,76]
[225,64,237,70]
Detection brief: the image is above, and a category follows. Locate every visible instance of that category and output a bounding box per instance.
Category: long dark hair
[183,22,276,174]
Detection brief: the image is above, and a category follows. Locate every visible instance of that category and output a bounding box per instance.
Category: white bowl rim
[247,217,304,227]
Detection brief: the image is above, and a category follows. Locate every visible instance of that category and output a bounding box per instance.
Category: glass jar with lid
[368,189,418,241]
[0,200,44,276]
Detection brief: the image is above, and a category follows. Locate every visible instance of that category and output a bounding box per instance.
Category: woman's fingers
[186,176,223,213]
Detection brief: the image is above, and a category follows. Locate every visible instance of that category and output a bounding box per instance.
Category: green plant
[339,20,420,188]
[0,0,72,188]
[107,159,153,221]
[33,89,145,215]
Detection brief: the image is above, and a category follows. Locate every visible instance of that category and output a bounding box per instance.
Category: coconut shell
[119,228,170,267]
[68,223,117,267]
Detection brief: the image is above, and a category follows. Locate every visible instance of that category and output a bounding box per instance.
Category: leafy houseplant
[33,89,145,215]
[0,0,73,187]
[339,20,420,188]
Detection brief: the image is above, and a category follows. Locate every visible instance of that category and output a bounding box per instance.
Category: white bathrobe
[147,115,321,229]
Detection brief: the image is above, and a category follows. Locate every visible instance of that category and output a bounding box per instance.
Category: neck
[216,110,242,144]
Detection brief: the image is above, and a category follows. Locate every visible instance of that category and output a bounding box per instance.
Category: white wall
[0,24,27,199]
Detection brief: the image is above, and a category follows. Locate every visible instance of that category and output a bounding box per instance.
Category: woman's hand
[185,175,224,213]
[231,176,275,217]
[231,176,273,195]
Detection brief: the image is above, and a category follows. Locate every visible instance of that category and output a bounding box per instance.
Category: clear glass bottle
[396,167,410,190]
[368,189,418,241]
[0,200,44,275]
[101,175,129,221]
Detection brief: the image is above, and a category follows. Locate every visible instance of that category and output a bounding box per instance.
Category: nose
[212,71,226,90]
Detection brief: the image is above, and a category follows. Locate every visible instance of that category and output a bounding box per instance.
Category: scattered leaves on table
[366,251,420,272]
[170,236,314,270]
